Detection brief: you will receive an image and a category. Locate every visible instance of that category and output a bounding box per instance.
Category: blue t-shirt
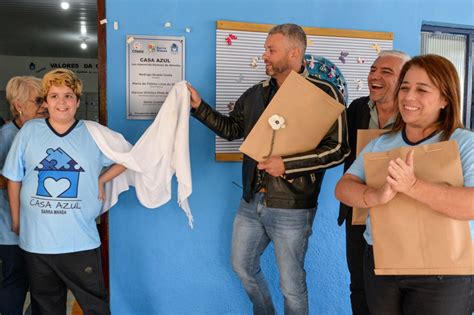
[347,128,474,245]
[2,119,114,254]
[0,121,20,245]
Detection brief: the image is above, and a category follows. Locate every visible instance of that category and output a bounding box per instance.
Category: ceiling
[0,0,98,58]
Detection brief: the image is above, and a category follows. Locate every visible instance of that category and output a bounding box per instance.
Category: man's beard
[265,61,289,77]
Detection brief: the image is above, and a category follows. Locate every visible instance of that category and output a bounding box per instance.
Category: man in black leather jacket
[188,23,349,314]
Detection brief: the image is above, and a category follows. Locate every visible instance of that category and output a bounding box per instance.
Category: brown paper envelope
[352,129,389,225]
[239,71,345,162]
[356,129,390,155]
[364,140,472,275]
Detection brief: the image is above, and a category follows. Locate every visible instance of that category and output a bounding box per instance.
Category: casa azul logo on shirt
[34,148,84,198]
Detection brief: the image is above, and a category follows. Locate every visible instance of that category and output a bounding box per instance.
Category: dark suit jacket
[337,96,371,225]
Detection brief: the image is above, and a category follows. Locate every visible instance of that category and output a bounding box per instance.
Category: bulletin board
[215,20,393,161]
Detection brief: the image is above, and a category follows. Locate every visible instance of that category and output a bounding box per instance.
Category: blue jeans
[231,193,316,315]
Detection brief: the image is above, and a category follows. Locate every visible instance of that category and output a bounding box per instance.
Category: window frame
[422,23,474,129]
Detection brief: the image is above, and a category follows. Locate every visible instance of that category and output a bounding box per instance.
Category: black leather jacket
[192,70,350,209]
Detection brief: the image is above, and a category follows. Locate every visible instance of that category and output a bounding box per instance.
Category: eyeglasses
[28,97,44,106]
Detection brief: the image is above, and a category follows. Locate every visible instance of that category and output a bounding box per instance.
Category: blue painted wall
[105,0,473,314]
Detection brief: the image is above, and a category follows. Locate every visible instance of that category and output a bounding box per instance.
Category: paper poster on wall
[126,35,185,120]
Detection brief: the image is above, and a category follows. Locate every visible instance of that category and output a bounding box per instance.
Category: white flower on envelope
[268,114,286,130]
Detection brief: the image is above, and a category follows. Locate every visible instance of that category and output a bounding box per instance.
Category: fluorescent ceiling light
[60,2,70,10]
[80,42,87,49]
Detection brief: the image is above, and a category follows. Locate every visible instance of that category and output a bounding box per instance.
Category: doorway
[0,0,108,313]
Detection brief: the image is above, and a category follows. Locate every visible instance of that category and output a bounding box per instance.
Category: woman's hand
[386,150,417,194]
[373,182,397,205]
[336,173,396,208]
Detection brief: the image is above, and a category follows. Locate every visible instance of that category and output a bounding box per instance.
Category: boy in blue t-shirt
[3,69,125,314]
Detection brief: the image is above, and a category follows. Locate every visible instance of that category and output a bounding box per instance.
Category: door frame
[96,0,110,289]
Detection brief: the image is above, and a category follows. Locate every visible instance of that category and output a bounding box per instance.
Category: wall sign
[126,35,185,120]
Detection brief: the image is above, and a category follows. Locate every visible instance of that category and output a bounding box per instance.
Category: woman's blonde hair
[6,76,42,117]
[42,68,83,100]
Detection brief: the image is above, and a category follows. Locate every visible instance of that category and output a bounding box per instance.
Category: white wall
[0,55,99,121]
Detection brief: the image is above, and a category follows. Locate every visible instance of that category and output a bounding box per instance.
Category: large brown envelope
[352,129,389,225]
[239,70,345,162]
[364,140,472,275]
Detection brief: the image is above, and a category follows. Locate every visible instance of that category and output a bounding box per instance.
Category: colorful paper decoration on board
[305,54,348,102]
[250,57,260,69]
[371,43,381,54]
[339,51,349,64]
[225,34,238,45]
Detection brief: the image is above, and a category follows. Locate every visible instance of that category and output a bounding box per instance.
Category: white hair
[377,50,411,63]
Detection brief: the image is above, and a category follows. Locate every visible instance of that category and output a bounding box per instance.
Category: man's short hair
[377,50,411,63]
[268,23,307,53]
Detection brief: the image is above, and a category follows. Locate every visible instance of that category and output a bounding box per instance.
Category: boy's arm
[7,180,21,234]
[98,164,127,201]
